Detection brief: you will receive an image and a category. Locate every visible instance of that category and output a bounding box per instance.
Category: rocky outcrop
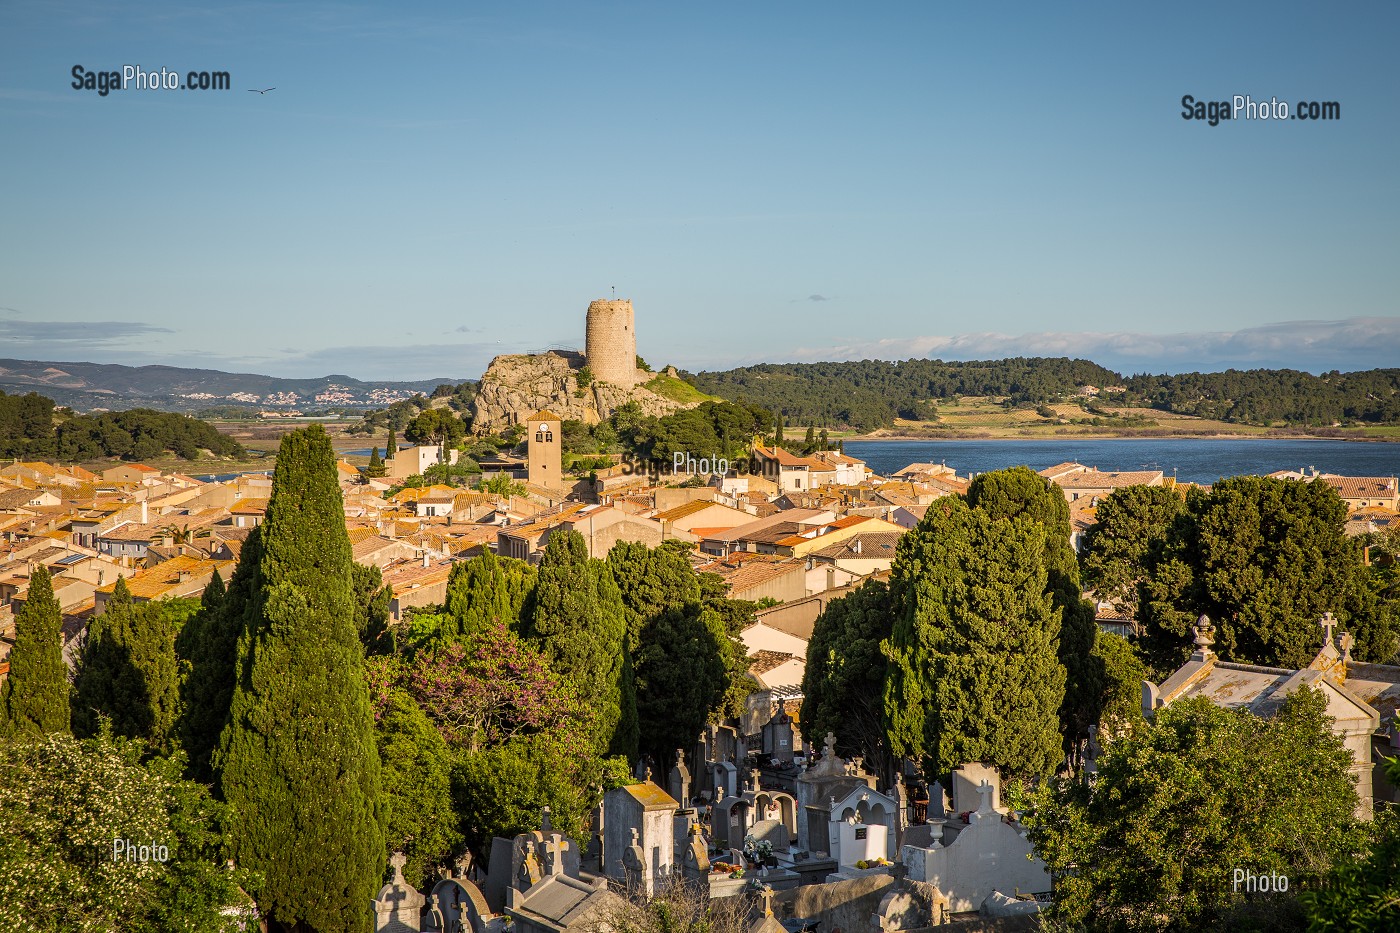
[470,351,693,434]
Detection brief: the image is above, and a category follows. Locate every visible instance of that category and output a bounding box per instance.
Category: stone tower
[585,298,638,387]
[527,409,562,490]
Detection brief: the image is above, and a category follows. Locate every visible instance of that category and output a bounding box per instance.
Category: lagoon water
[843,438,1399,486]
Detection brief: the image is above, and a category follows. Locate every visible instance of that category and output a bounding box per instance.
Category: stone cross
[1339,631,1355,664]
[1320,611,1338,648]
[823,732,838,760]
[759,884,775,917]
[389,851,408,883]
[749,768,762,792]
[976,780,994,814]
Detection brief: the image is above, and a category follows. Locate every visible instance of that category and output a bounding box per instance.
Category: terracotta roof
[1320,476,1398,500]
[809,531,904,560]
[697,554,804,592]
[1055,470,1164,489]
[96,556,234,599]
[1039,462,1088,480]
[527,409,563,422]
[654,499,722,523]
[750,650,795,675]
[752,445,824,469]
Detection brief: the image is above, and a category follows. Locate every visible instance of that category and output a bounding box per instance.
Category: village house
[100,463,163,486]
[1038,462,1165,503]
[93,555,236,614]
[385,443,459,480]
[751,444,828,493]
[696,553,808,604]
[698,509,838,558]
[806,530,904,577]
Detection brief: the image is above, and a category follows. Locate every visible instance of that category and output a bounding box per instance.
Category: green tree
[634,605,730,766]
[376,690,461,889]
[608,542,749,749]
[385,429,397,459]
[404,408,466,458]
[1302,756,1400,930]
[800,578,895,779]
[1140,476,1391,671]
[607,540,701,647]
[0,565,70,738]
[424,550,537,647]
[1090,631,1146,735]
[1029,690,1360,932]
[1079,484,1187,622]
[0,730,253,932]
[365,446,386,478]
[72,581,190,755]
[452,735,598,863]
[215,425,384,933]
[177,570,235,785]
[352,562,393,654]
[882,496,1066,778]
[476,473,527,498]
[522,531,637,760]
[967,466,1099,747]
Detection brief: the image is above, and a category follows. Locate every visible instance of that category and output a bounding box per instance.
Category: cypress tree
[0,565,70,738]
[883,496,1066,778]
[72,577,187,754]
[522,530,637,760]
[385,430,397,459]
[966,466,1100,747]
[801,578,895,777]
[366,446,385,478]
[72,577,132,737]
[439,550,536,643]
[177,568,239,784]
[216,425,384,933]
[774,416,784,445]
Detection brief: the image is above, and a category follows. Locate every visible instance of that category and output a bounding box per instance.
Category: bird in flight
[247,87,276,94]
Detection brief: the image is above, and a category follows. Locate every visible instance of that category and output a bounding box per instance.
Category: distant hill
[0,359,467,414]
[687,359,1400,431]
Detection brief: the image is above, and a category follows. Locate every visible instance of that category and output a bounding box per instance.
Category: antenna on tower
[611,285,616,299]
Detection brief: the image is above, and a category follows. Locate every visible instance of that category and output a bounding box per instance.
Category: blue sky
[2,1,1397,381]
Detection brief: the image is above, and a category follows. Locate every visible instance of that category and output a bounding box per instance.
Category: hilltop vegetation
[0,390,245,461]
[688,359,1400,432]
[688,358,1118,431]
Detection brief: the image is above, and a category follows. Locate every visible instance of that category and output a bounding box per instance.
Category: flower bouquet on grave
[743,835,774,867]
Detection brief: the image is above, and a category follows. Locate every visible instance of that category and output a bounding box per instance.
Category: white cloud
[784,317,1400,375]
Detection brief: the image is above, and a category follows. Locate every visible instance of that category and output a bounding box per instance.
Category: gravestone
[951,764,999,816]
[748,818,789,857]
[712,760,739,799]
[762,706,796,764]
[669,749,692,804]
[374,852,426,933]
[928,780,948,819]
[424,878,492,933]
